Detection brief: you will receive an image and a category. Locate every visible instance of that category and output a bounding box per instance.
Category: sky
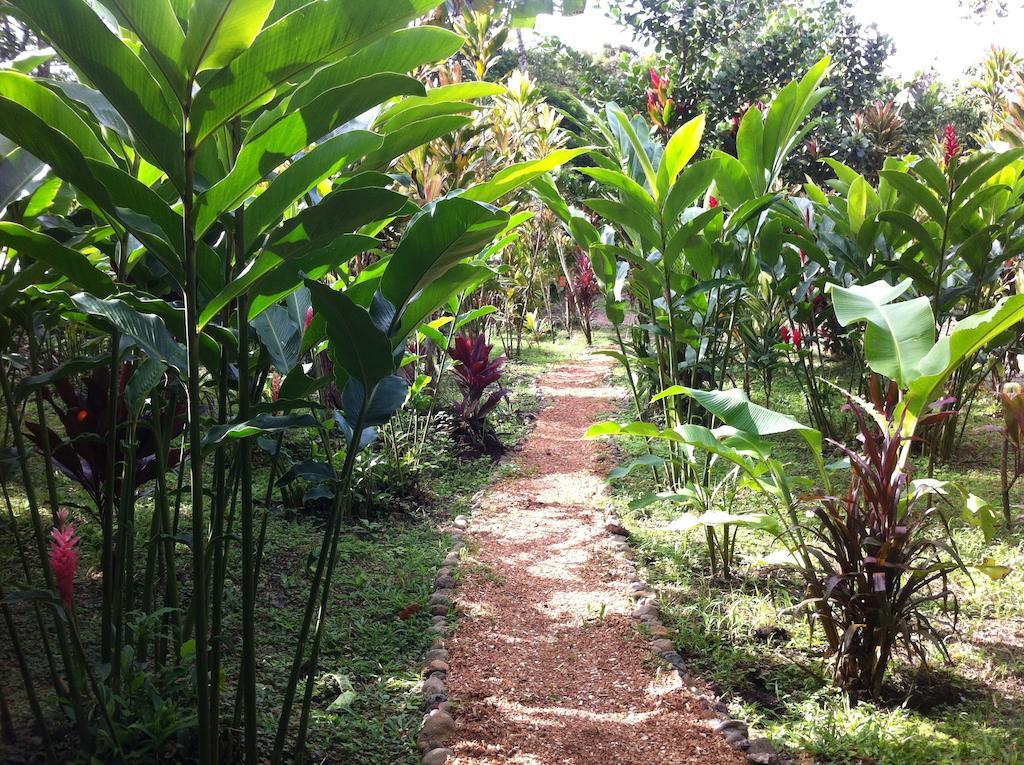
[532,0,1024,82]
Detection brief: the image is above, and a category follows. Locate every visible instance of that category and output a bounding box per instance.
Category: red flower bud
[943,123,961,164]
[49,510,80,609]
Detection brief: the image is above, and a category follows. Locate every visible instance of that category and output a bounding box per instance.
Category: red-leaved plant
[808,384,967,700]
[448,333,508,454]
[25,364,185,515]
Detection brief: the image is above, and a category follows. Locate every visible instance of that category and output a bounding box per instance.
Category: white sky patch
[530,0,1024,82]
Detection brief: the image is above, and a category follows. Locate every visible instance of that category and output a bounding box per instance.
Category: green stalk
[272,400,369,763]
[233,114,259,761]
[291,404,369,760]
[182,100,212,763]
[0,584,56,765]
[100,331,120,664]
[111,415,140,690]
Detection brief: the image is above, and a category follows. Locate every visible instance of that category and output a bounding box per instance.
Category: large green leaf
[182,0,273,75]
[391,263,492,345]
[0,223,115,297]
[13,0,184,183]
[382,198,508,324]
[578,167,659,221]
[375,82,505,131]
[657,114,704,197]
[462,148,591,204]
[359,115,473,171]
[203,412,317,450]
[828,279,935,388]
[197,74,421,233]
[198,186,405,327]
[248,234,377,320]
[70,293,187,373]
[0,146,45,212]
[242,130,384,249]
[281,26,463,113]
[652,386,822,453]
[304,278,393,387]
[189,0,439,143]
[251,303,302,373]
[899,295,1024,429]
[95,0,186,98]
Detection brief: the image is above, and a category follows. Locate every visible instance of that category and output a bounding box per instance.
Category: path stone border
[603,508,781,765]
[414,513,469,764]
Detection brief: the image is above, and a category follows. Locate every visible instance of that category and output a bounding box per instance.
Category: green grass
[603,359,1024,765]
[0,332,581,763]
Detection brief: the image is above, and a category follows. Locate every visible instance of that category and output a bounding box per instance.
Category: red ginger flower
[708,194,719,209]
[649,68,663,90]
[943,123,961,164]
[49,510,80,609]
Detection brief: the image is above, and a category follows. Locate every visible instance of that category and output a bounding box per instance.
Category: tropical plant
[588,280,1021,699]
[448,332,508,453]
[0,1,584,761]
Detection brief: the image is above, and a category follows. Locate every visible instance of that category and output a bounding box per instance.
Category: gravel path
[444,349,744,765]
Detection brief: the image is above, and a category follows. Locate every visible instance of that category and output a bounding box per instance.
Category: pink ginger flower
[271,372,282,403]
[304,306,314,332]
[49,510,80,609]
[943,123,961,164]
[708,194,719,209]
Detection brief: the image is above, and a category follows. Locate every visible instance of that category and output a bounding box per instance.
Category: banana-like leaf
[665,510,781,537]
[651,386,822,453]
[382,197,509,326]
[304,277,393,387]
[241,131,384,249]
[282,26,463,113]
[898,294,1024,430]
[248,234,377,321]
[189,0,439,143]
[182,0,273,75]
[198,188,405,327]
[391,263,493,346]
[827,279,934,389]
[95,0,186,99]
[0,223,115,297]
[462,148,591,204]
[578,166,659,221]
[198,74,421,233]
[251,304,303,374]
[375,81,505,130]
[360,115,472,170]
[70,293,187,373]
[203,412,318,451]
[657,114,704,197]
[340,374,408,428]
[13,0,184,184]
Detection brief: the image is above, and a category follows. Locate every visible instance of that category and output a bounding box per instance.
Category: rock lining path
[443,349,744,764]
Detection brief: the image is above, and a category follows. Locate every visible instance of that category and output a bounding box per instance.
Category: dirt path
[445,349,743,764]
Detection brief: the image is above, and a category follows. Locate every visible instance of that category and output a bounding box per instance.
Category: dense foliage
[1,0,1023,763]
